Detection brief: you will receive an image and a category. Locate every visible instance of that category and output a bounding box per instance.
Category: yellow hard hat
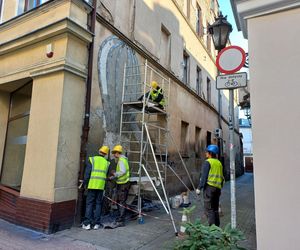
[99,146,109,155]
[112,145,123,153]
[151,81,158,89]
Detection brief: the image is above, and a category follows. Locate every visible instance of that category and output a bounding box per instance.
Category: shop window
[1,83,32,191]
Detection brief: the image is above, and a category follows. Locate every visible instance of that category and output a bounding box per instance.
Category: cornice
[0,18,93,56]
[231,0,300,38]
[0,58,87,84]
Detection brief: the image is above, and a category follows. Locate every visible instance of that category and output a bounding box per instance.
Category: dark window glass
[1,83,32,191]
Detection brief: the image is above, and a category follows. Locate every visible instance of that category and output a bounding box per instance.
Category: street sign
[216,72,247,90]
[216,46,246,74]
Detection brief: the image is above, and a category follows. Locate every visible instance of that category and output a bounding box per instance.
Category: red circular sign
[216,46,246,74]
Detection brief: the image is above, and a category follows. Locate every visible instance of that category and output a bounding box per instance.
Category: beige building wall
[231,0,300,247]
[248,8,300,249]
[0,0,91,202]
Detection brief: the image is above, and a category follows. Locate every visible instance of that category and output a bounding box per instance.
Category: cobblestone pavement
[0,173,256,249]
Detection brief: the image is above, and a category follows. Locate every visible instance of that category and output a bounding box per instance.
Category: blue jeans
[83,189,104,225]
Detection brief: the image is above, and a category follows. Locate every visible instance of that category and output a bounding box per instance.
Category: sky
[218,0,248,52]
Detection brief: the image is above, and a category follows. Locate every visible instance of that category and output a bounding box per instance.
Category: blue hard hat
[206,145,219,155]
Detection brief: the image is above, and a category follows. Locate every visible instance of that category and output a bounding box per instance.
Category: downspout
[75,0,97,225]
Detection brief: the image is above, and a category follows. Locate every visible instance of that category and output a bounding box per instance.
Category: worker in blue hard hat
[196,144,224,227]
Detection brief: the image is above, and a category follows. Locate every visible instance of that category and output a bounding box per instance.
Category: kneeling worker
[149,81,165,109]
[82,146,110,230]
[110,145,130,227]
[138,81,165,109]
[196,145,224,227]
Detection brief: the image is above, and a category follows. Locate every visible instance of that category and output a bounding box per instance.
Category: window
[181,121,189,156]
[207,77,211,104]
[17,0,49,15]
[0,0,3,22]
[183,51,190,85]
[206,131,212,147]
[196,4,203,37]
[210,0,215,11]
[160,25,171,68]
[195,127,201,158]
[183,0,190,20]
[207,22,212,53]
[196,66,202,96]
[1,83,32,191]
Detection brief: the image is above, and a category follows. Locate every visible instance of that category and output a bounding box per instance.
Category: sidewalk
[0,173,256,249]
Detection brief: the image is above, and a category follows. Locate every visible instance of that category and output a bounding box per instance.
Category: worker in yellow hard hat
[138,81,165,109]
[82,145,110,230]
[109,144,130,227]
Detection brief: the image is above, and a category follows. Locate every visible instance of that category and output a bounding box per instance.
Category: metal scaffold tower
[120,60,196,234]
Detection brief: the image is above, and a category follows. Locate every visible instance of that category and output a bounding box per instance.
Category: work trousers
[83,189,104,225]
[116,182,130,222]
[203,185,221,227]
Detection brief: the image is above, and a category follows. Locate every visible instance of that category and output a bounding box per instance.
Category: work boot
[82,224,91,230]
[93,224,102,230]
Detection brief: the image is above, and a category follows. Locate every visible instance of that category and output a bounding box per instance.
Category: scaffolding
[120,60,196,234]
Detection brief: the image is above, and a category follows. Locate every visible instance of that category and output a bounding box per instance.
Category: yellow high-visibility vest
[116,157,130,184]
[88,156,109,190]
[206,158,224,189]
[150,88,165,106]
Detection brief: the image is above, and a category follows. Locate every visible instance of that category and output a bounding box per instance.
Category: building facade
[231,0,300,249]
[0,0,243,233]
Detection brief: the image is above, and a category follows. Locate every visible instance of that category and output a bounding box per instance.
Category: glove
[196,188,201,195]
[109,175,116,180]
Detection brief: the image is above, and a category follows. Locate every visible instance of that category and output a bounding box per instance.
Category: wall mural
[97,35,141,146]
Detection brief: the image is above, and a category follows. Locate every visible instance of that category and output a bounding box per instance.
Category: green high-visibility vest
[206,158,224,189]
[88,156,109,190]
[116,156,130,184]
[150,88,165,107]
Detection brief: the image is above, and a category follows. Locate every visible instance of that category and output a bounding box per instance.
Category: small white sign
[216,72,247,90]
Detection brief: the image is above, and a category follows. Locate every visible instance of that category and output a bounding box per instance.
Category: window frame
[0,81,32,191]
[183,51,190,85]
[196,66,202,96]
[196,3,203,37]
[207,77,211,104]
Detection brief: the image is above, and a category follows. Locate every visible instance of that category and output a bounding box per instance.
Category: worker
[138,81,165,109]
[82,146,110,230]
[149,81,165,109]
[110,144,130,227]
[196,145,224,227]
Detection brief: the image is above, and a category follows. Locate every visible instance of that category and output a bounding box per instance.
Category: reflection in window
[17,0,50,15]
[1,83,32,191]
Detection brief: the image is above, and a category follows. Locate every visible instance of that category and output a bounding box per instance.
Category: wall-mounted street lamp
[208,12,233,51]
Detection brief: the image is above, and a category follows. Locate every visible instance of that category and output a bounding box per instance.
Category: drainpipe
[75,0,97,225]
